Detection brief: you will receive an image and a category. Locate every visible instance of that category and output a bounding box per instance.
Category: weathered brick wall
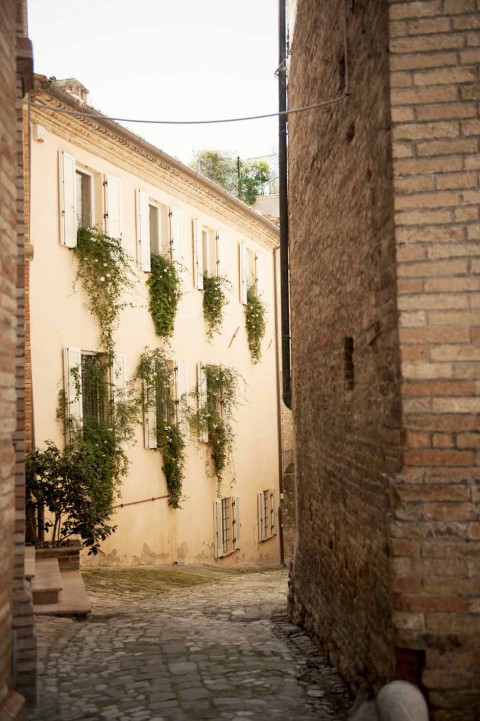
[287,0,402,690]
[0,0,23,717]
[389,1,480,718]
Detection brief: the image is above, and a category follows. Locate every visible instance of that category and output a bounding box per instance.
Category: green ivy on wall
[75,227,134,359]
[189,364,240,494]
[136,348,185,508]
[245,286,266,363]
[202,272,230,339]
[147,254,182,339]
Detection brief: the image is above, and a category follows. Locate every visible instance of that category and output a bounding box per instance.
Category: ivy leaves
[203,272,230,339]
[75,227,134,358]
[147,254,182,339]
[245,286,266,364]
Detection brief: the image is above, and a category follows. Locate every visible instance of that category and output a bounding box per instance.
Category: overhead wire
[25,94,346,126]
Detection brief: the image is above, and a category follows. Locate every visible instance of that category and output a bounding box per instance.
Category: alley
[31,568,352,721]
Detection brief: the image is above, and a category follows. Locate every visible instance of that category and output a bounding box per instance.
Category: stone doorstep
[33,569,91,617]
[31,557,62,605]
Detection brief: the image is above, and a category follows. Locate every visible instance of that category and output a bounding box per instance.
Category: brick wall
[288,0,480,718]
[287,0,402,690]
[0,0,21,716]
[389,1,480,718]
[0,0,34,717]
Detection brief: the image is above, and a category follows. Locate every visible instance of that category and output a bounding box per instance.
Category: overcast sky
[28,0,279,165]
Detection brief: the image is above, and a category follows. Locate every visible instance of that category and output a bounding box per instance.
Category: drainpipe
[278,0,291,410]
[274,247,286,567]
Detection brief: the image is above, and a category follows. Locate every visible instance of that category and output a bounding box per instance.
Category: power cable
[25,94,346,126]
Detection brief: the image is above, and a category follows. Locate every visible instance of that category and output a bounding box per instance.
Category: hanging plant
[245,285,266,363]
[147,254,182,338]
[203,272,230,339]
[189,364,240,493]
[136,349,185,508]
[75,227,134,359]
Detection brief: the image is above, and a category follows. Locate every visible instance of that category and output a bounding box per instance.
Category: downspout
[274,247,286,567]
[278,0,291,410]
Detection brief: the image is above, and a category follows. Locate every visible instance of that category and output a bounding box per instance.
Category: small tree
[191,150,271,205]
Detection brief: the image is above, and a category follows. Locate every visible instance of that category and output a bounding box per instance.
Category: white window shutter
[105,175,122,240]
[256,252,266,298]
[194,217,204,289]
[144,381,157,450]
[214,501,223,559]
[216,232,226,277]
[271,489,277,536]
[170,207,184,272]
[257,492,265,543]
[64,347,83,426]
[59,151,77,247]
[136,190,151,272]
[112,353,126,401]
[232,496,240,550]
[239,242,248,304]
[197,362,208,443]
[176,360,188,437]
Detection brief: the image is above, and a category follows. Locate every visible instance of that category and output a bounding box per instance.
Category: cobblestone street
[31,568,352,721]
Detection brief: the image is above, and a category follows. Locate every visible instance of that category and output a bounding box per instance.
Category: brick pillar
[388,1,480,718]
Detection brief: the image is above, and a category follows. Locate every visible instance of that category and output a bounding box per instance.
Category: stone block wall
[389,1,480,718]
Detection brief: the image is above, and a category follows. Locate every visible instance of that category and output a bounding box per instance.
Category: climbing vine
[27,358,140,555]
[203,272,229,339]
[136,349,185,508]
[245,286,266,364]
[75,227,134,359]
[189,364,240,494]
[147,254,182,338]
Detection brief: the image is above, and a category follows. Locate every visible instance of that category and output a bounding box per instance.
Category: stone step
[31,557,63,605]
[34,569,91,617]
[24,545,36,581]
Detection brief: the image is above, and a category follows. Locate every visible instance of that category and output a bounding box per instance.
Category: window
[144,358,188,449]
[75,170,93,227]
[59,151,101,247]
[136,192,182,272]
[63,348,125,431]
[193,218,226,289]
[257,489,277,542]
[214,496,240,558]
[239,243,265,304]
[104,175,122,241]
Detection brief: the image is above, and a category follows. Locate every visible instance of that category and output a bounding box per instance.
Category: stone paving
[31,568,353,721]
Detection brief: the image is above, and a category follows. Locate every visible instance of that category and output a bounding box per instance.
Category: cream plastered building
[28,76,281,567]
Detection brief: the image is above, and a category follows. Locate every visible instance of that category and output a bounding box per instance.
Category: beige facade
[28,77,281,567]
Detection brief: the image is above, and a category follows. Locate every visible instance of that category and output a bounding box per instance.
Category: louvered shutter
[257,492,265,542]
[176,360,188,437]
[170,207,184,273]
[270,489,277,536]
[256,252,266,299]
[197,362,208,443]
[193,217,204,289]
[214,501,224,559]
[59,151,77,247]
[136,190,151,272]
[144,380,157,450]
[105,175,122,240]
[232,496,240,550]
[216,232,226,277]
[239,242,248,304]
[64,347,83,427]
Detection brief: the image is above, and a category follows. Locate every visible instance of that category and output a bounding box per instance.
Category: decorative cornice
[30,76,279,250]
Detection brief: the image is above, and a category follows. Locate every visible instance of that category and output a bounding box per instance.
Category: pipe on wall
[278,0,292,411]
